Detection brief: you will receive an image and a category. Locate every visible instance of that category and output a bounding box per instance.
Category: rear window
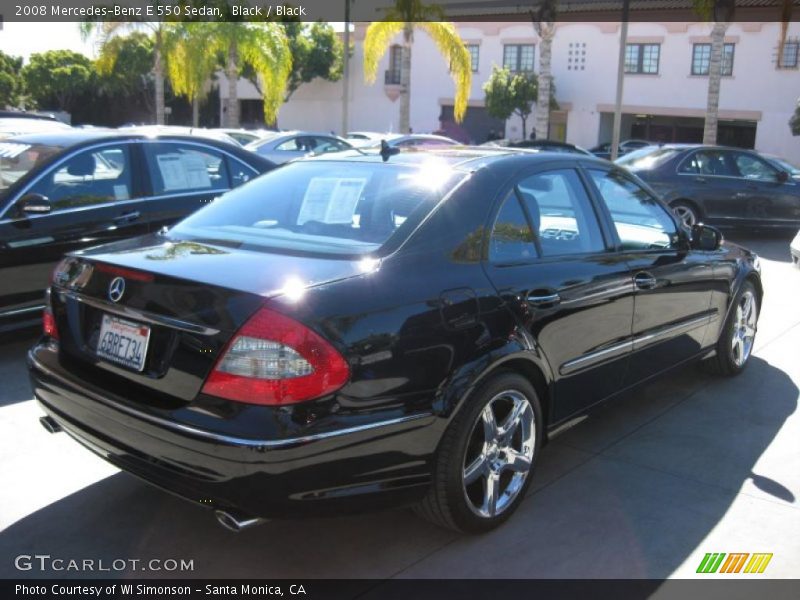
[170,160,465,256]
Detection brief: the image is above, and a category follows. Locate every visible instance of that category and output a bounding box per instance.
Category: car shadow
[726,230,795,263]
[0,355,795,581]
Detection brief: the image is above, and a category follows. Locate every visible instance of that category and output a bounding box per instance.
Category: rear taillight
[201,307,350,406]
[43,308,59,340]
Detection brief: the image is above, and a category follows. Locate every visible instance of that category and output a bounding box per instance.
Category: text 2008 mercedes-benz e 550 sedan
[29,147,762,533]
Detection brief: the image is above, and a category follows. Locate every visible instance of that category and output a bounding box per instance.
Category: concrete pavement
[0,233,797,580]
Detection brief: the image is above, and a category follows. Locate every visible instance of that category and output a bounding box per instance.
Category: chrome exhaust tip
[214,509,267,532]
[39,416,62,434]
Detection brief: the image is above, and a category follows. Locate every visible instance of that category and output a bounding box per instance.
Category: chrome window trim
[60,290,221,336]
[0,138,259,222]
[559,312,713,376]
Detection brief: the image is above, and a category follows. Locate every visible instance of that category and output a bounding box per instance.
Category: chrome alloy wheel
[731,289,757,367]
[462,390,535,519]
[673,204,697,228]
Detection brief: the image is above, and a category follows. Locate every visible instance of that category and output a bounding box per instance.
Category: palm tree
[82,21,168,125]
[208,22,292,127]
[531,0,557,140]
[363,0,472,133]
[164,23,217,126]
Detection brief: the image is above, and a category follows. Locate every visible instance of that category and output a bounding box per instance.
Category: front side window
[516,169,605,256]
[143,143,229,195]
[734,153,779,182]
[503,44,535,73]
[692,43,735,76]
[490,194,536,263]
[0,142,62,199]
[678,150,738,177]
[589,169,678,251]
[171,160,466,257]
[27,144,133,212]
[625,43,660,74]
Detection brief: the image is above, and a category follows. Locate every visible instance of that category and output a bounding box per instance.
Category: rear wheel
[705,281,758,376]
[414,372,542,533]
[671,200,700,228]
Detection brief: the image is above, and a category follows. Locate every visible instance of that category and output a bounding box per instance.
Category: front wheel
[705,281,758,376]
[671,200,700,228]
[414,372,543,533]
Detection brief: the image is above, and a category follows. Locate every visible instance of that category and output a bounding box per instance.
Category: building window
[567,42,586,71]
[625,43,660,74]
[691,43,735,76]
[385,45,402,84]
[466,44,479,72]
[778,40,799,68]
[503,44,535,73]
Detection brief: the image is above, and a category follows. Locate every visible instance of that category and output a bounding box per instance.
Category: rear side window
[27,144,133,212]
[517,169,605,256]
[678,150,737,177]
[490,194,536,263]
[171,160,465,256]
[589,169,678,251]
[143,142,230,195]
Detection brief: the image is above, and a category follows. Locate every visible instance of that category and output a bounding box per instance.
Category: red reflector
[43,310,59,340]
[202,307,350,406]
[94,263,154,283]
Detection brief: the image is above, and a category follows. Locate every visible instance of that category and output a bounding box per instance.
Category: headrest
[66,153,96,177]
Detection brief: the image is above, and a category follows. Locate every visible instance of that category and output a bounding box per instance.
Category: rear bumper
[28,342,438,518]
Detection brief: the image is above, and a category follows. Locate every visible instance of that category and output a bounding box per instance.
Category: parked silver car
[246,131,352,164]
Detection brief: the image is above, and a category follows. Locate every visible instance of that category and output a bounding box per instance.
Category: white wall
[221,21,800,161]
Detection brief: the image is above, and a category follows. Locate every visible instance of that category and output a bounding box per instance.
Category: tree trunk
[520,113,527,140]
[703,21,728,145]
[534,23,555,141]
[192,97,200,127]
[399,24,413,134]
[226,42,240,128]
[154,30,165,125]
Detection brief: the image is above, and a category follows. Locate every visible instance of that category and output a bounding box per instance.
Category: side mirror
[17,193,52,215]
[776,170,789,183]
[691,223,723,251]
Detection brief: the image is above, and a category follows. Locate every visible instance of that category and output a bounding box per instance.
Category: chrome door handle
[114,210,141,223]
[527,292,561,307]
[633,272,657,290]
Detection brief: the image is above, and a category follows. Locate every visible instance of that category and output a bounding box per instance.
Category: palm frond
[419,22,472,122]
[363,21,405,83]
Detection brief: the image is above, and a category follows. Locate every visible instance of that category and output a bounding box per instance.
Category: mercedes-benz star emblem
[108,277,126,303]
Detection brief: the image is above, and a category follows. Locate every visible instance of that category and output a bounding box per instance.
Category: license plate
[96,315,150,372]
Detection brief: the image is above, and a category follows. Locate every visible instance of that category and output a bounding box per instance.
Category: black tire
[670,200,701,229]
[414,372,543,533]
[704,280,758,376]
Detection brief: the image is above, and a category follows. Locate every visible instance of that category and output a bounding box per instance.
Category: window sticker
[297,177,366,225]
[156,152,212,191]
[113,185,130,200]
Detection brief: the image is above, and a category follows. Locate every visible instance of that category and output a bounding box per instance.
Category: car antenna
[380,139,400,162]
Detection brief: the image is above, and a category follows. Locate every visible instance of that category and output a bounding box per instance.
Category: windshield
[0,142,63,195]
[615,146,680,170]
[171,160,466,257]
[767,156,800,176]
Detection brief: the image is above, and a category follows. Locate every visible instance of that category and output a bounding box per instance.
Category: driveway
[1,233,798,580]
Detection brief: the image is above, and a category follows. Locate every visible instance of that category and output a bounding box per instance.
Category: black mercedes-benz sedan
[29,147,762,533]
[616,144,800,230]
[0,130,274,333]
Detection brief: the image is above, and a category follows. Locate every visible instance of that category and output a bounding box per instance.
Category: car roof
[3,129,250,149]
[300,145,609,170]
